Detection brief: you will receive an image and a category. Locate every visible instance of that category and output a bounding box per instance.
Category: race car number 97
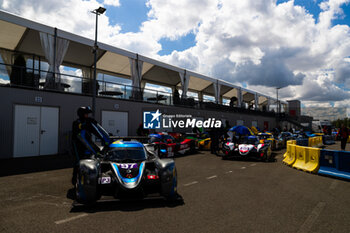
[119,163,138,169]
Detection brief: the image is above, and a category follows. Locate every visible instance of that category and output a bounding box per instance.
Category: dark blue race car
[75,139,178,204]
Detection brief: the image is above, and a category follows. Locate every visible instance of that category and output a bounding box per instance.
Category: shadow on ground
[218,151,279,163]
[0,154,73,177]
[67,188,184,213]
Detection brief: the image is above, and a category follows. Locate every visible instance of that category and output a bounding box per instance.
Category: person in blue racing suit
[71,106,110,185]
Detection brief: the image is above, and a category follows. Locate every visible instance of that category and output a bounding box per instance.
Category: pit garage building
[0,10,293,159]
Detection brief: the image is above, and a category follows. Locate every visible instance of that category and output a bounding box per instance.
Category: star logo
[143,109,162,129]
[151,109,162,122]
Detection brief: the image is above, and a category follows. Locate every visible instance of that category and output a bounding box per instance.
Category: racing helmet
[77,106,92,118]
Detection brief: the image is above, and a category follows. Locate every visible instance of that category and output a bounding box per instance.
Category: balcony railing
[0,62,284,117]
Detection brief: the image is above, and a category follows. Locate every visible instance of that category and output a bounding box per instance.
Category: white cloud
[1,0,350,108]
[0,78,9,84]
[0,0,122,45]
[302,107,347,120]
[103,0,120,7]
[157,0,350,104]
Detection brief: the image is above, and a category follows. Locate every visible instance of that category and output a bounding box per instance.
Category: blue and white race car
[222,135,272,161]
[75,140,178,204]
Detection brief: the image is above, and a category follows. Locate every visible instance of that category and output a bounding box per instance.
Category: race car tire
[75,169,97,204]
[164,169,178,202]
[262,150,269,162]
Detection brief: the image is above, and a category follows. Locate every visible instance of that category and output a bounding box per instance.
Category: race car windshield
[108,147,146,161]
[241,137,258,144]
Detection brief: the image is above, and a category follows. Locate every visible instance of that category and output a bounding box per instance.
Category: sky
[301,107,347,120]
[1,0,350,110]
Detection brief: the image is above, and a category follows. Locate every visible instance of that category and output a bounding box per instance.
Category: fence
[0,62,283,117]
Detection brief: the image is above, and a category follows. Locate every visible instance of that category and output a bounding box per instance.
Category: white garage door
[14,105,59,157]
[102,111,128,136]
[14,105,40,157]
[40,107,59,155]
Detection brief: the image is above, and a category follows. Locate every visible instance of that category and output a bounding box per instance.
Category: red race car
[148,133,197,158]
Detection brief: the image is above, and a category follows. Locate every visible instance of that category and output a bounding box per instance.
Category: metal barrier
[318,150,350,180]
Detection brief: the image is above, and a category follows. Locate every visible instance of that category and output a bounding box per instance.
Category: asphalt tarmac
[0,144,349,233]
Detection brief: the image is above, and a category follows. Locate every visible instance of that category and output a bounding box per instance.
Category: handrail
[0,62,286,117]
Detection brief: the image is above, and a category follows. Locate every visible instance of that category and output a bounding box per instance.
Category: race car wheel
[262,151,268,162]
[165,169,178,202]
[75,169,97,204]
[75,171,84,203]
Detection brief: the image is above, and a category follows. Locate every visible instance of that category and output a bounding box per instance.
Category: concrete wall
[0,86,277,159]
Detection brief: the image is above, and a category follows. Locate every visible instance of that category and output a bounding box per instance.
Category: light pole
[91,6,106,117]
[276,87,284,116]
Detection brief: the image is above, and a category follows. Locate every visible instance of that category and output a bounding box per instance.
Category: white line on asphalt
[329,180,338,190]
[241,167,246,169]
[250,163,257,167]
[206,175,217,180]
[55,213,89,225]
[183,181,198,186]
[225,171,233,174]
[297,202,326,233]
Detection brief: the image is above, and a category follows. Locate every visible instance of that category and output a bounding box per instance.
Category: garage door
[39,107,59,155]
[13,105,59,157]
[14,105,40,157]
[101,111,128,136]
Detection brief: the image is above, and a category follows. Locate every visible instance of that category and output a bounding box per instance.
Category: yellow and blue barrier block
[292,145,320,173]
[283,139,349,180]
[319,150,350,180]
[283,144,297,165]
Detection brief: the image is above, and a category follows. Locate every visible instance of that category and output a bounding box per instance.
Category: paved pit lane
[0,144,350,233]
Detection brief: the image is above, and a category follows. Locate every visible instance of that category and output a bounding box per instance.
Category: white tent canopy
[0,10,288,108]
